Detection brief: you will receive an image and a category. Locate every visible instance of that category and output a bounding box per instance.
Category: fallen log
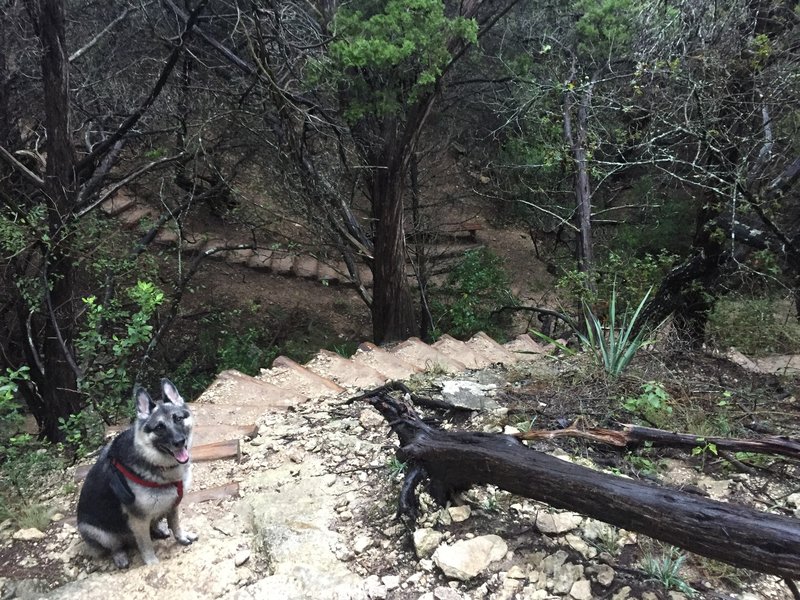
[367,392,800,579]
[515,422,800,461]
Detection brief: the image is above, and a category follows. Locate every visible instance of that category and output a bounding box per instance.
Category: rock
[353,535,373,554]
[569,579,593,600]
[433,586,463,600]
[381,575,400,590]
[593,565,614,586]
[234,549,251,567]
[13,579,48,599]
[432,535,507,581]
[413,528,444,559]
[506,565,527,579]
[551,562,583,594]
[611,586,632,600]
[565,534,596,558]
[439,381,500,411]
[447,505,471,522]
[535,511,583,534]
[364,575,387,599]
[359,408,385,430]
[13,528,46,541]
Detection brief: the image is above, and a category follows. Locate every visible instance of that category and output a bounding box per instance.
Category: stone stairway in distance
[191,332,546,449]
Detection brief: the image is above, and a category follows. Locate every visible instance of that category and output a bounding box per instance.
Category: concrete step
[118,205,157,230]
[269,252,295,274]
[352,342,421,381]
[305,349,387,389]
[465,331,518,365]
[389,337,466,374]
[504,333,545,360]
[259,356,345,398]
[291,255,319,278]
[432,333,493,370]
[247,249,273,270]
[101,192,137,217]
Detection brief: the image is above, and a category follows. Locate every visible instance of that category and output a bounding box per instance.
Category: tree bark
[35,0,82,439]
[368,392,800,579]
[370,152,417,344]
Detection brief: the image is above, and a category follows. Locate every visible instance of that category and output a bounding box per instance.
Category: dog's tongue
[173,448,190,464]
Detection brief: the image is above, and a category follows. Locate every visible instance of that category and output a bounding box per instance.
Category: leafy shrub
[623,381,673,426]
[430,248,517,340]
[706,295,800,356]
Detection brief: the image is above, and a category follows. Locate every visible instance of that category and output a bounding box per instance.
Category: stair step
[191,423,258,447]
[390,337,466,374]
[305,349,387,388]
[317,262,343,284]
[247,249,274,270]
[465,331,518,365]
[193,369,307,426]
[225,247,255,265]
[260,356,345,397]
[291,255,318,278]
[433,334,493,370]
[100,192,137,217]
[269,252,295,274]
[118,205,157,230]
[352,342,421,381]
[504,333,546,359]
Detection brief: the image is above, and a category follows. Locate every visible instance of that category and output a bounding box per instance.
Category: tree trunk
[36,0,82,440]
[369,393,800,579]
[563,70,596,287]
[371,159,417,344]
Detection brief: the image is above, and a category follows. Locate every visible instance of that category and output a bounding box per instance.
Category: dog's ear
[161,378,184,406]
[134,387,154,419]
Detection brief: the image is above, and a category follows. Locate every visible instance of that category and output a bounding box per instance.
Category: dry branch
[366,392,800,579]
[515,422,800,461]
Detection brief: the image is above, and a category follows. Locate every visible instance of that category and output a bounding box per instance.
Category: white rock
[595,565,615,586]
[234,550,251,567]
[13,528,45,541]
[381,575,400,590]
[535,511,583,534]
[611,586,632,600]
[565,534,596,558]
[569,579,593,600]
[413,528,444,559]
[359,408,385,430]
[364,574,387,599]
[432,535,507,581]
[433,586,463,600]
[353,535,373,554]
[506,565,527,579]
[447,505,471,522]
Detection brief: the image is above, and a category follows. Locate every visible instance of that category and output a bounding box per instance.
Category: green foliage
[386,456,407,479]
[326,0,477,120]
[623,381,672,426]
[430,248,517,340]
[577,284,653,378]
[574,0,637,60]
[691,438,718,470]
[0,366,29,447]
[706,295,800,356]
[640,546,696,597]
[558,251,674,311]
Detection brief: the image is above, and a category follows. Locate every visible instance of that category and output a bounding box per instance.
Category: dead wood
[366,392,800,579]
[515,422,800,461]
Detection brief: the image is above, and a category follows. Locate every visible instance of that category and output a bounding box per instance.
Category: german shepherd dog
[77,379,197,568]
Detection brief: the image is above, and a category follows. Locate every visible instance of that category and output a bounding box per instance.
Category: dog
[77,378,197,568]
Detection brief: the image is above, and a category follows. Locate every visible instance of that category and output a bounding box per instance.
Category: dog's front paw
[175,531,198,545]
[141,553,159,566]
[112,551,130,569]
[150,520,171,539]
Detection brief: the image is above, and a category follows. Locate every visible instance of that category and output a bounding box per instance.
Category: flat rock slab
[352,343,421,381]
[306,349,387,389]
[390,337,466,374]
[465,332,518,365]
[504,333,545,358]
[260,356,345,398]
[440,380,499,411]
[433,334,492,370]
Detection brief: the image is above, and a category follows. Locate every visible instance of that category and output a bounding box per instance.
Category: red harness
[110,458,184,506]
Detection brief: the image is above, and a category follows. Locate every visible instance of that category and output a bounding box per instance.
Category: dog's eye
[153,423,166,432]
[173,414,184,423]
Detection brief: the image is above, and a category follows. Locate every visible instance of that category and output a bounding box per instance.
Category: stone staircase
[191,332,546,453]
[102,191,483,289]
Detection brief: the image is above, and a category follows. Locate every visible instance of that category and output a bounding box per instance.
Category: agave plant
[577,284,653,378]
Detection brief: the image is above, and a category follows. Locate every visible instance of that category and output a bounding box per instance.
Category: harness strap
[110,458,184,506]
